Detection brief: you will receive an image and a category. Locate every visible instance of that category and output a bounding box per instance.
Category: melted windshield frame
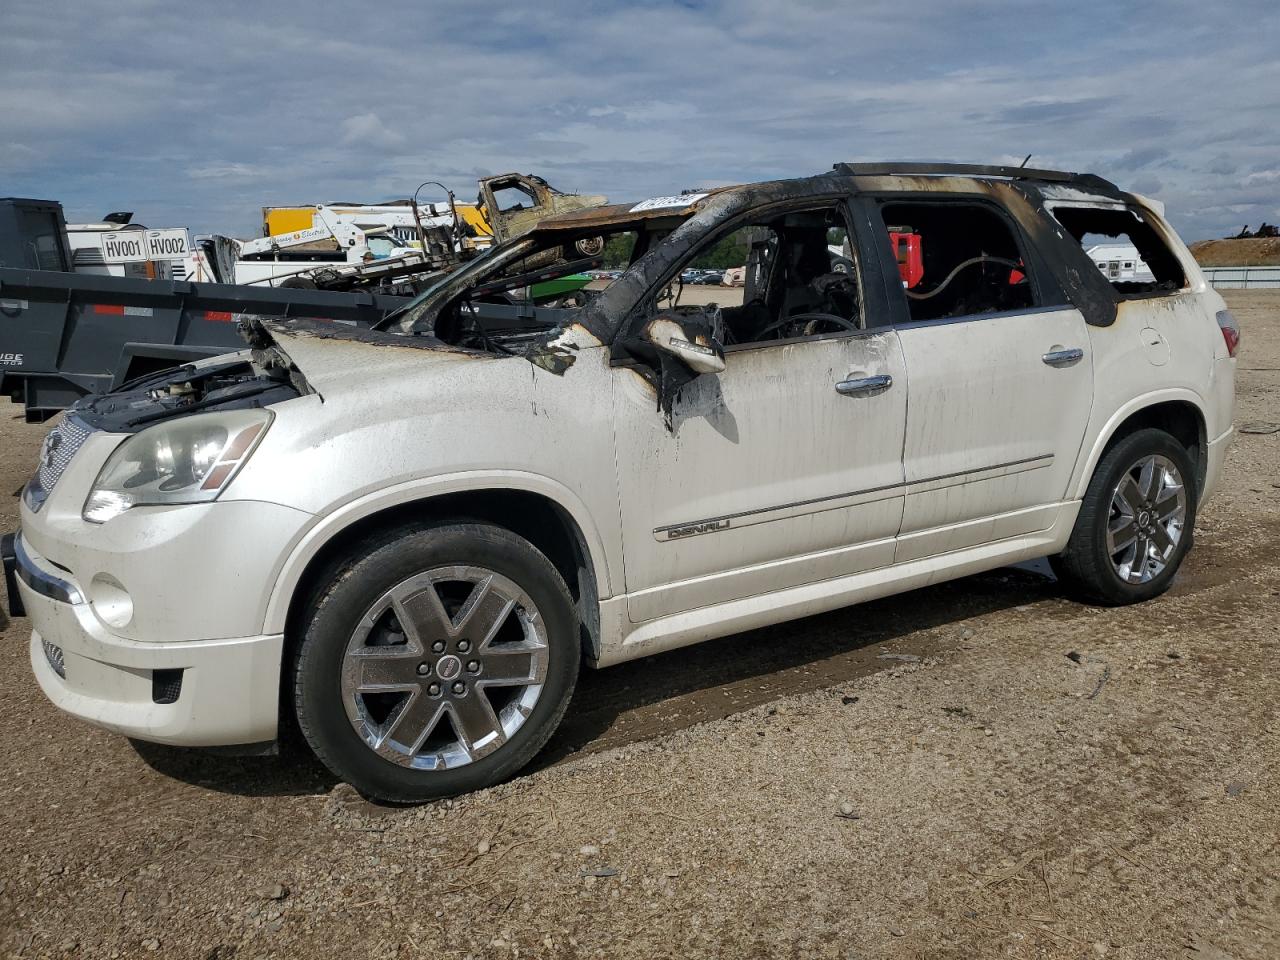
[382,236,540,334]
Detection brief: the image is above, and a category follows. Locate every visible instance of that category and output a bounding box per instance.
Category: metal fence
[1201,265,1280,290]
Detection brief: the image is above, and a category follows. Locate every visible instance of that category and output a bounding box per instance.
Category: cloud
[1206,156,1238,176]
[1113,147,1170,171]
[0,142,40,175]
[187,163,267,181]
[340,113,406,148]
[1130,176,1165,197]
[1,0,1277,241]
[994,98,1112,127]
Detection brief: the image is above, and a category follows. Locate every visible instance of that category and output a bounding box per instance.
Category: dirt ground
[1,292,1278,960]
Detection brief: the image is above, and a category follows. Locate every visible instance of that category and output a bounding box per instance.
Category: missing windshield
[426,227,636,352]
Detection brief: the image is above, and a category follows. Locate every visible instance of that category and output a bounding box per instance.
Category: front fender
[260,469,617,635]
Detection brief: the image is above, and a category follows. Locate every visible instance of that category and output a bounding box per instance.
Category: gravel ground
[1,292,1278,960]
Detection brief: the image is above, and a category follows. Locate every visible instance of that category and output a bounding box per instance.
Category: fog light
[89,574,134,629]
[42,638,66,679]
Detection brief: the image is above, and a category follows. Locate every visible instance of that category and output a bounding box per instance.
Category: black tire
[1052,428,1198,606]
[293,521,579,803]
[279,277,317,289]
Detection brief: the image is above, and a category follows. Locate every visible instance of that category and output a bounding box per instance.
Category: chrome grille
[37,416,93,492]
[25,416,95,513]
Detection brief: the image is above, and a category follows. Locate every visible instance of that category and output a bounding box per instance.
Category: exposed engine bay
[71,346,306,433]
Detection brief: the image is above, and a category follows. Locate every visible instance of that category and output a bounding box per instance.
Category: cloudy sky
[3,1,1277,242]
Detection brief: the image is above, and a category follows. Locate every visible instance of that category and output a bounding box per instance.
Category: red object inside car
[888,230,924,288]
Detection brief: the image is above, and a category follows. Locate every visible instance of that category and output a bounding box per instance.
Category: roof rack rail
[832,162,1116,190]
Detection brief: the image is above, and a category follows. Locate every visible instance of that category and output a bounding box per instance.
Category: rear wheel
[1052,428,1197,605]
[293,521,578,802]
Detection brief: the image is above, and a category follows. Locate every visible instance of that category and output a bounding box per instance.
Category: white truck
[174,205,460,290]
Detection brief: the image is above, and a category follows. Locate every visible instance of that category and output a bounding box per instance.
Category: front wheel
[293,521,579,802]
[1052,428,1197,605]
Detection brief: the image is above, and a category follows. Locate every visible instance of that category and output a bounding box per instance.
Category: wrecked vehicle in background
[237,172,608,292]
[475,173,608,247]
[5,163,1237,803]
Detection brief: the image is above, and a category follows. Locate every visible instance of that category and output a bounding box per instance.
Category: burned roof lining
[534,198,713,231]
[533,180,863,231]
[832,161,1119,191]
[538,169,1132,233]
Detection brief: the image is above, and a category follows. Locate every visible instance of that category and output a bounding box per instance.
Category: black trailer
[0,267,408,421]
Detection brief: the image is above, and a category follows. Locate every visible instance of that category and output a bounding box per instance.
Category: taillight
[1216,309,1240,358]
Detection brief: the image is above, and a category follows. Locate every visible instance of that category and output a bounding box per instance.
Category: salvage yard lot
[2,292,1278,960]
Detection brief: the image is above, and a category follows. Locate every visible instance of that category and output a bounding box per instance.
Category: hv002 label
[101,228,190,263]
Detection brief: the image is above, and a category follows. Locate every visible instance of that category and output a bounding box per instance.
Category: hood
[239,315,504,395]
[240,314,593,397]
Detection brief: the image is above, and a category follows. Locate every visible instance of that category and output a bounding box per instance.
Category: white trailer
[67,223,191,280]
[1085,242,1155,283]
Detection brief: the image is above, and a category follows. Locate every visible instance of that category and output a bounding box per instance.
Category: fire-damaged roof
[830,161,1119,190]
[538,163,1125,234]
[535,188,739,231]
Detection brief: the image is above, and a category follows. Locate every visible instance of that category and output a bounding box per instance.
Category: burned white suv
[4,163,1238,802]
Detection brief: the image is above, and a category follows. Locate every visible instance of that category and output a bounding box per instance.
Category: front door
[610,201,909,624]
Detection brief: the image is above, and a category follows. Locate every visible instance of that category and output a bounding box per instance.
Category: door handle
[835,374,893,396]
[1042,347,1084,367]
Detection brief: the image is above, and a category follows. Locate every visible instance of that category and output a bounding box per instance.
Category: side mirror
[644,315,726,375]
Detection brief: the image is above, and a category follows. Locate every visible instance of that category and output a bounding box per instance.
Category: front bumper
[13,533,284,746]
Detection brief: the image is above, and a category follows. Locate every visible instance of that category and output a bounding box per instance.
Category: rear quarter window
[1050,205,1186,298]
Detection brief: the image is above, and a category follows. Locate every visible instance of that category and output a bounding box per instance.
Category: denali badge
[664,518,730,540]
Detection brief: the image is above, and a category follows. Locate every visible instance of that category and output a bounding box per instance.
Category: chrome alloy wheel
[340,566,549,770]
[1107,454,1188,584]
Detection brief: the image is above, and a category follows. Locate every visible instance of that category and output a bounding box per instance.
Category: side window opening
[878,201,1035,322]
[492,184,540,213]
[1050,205,1185,296]
[650,204,862,348]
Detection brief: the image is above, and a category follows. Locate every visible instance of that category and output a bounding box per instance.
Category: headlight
[83,409,272,523]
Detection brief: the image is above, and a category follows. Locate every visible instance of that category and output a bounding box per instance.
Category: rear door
[867,194,1094,562]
